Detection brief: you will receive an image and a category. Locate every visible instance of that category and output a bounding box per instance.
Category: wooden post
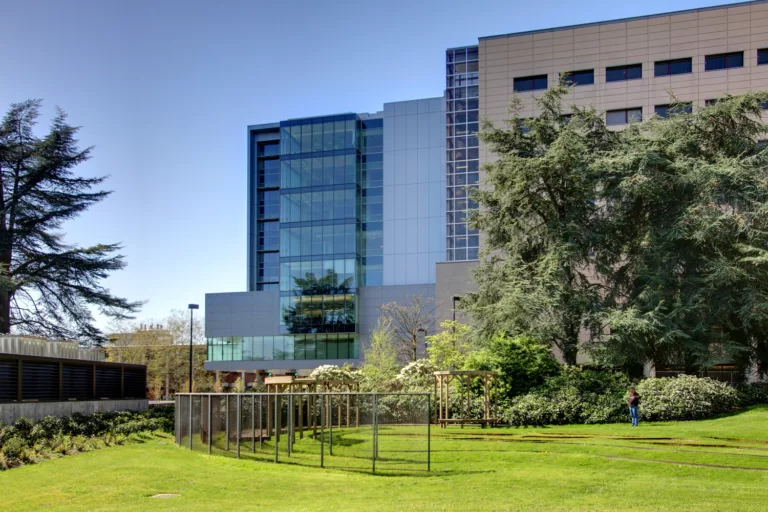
[346,385,350,428]
[298,385,304,440]
[466,375,471,425]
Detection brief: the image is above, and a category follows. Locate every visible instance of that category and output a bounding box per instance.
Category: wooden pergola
[434,370,499,428]
[264,375,360,440]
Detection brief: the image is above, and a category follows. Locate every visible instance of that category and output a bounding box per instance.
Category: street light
[188,304,199,393]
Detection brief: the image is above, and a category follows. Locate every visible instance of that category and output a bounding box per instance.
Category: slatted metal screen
[0,353,146,402]
[176,392,431,474]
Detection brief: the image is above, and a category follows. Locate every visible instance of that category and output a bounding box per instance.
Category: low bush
[738,382,768,406]
[0,406,174,471]
[501,372,743,426]
[635,375,739,421]
[500,367,631,427]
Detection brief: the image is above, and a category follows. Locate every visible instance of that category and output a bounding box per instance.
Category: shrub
[738,382,768,406]
[396,359,438,390]
[0,406,175,471]
[1,437,26,461]
[500,366,631,426]
[636,375,739,421]
[465,334,561,400]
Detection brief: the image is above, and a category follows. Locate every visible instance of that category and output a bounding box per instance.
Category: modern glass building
[206,99,446,374]
[206,0,768,376]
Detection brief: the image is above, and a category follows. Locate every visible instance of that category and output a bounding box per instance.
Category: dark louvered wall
[95,367,121,398]
[62,365,93,400]
[0,355,145,402]
[22,362,59,400]
[0,360,18,401]
[123,369,146,398]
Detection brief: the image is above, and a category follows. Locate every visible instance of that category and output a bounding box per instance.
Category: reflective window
[705,52,743,71]
[563,69,594,86]
[513,74,548,92]
[606,64,642,82]
[654,103,692,118]
[759,49,768,66]
[606,108,642,125]
[258,190,279,219]
[654,58,692,76]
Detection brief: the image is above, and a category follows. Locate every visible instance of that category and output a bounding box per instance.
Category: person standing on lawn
[627,388,641,427]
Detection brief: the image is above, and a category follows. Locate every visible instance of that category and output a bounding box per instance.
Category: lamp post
[188,304,199,393]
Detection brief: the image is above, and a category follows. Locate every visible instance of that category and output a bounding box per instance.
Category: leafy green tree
[592,92,768,377]
[0,100,141,342]
[465,333,560,400]
[463,84,615,364]
[361,318,399,390]
[426,320,474,370]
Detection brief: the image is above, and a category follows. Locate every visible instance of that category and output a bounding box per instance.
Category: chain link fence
[175,392,431,473]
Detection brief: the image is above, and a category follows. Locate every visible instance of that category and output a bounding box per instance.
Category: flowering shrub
[309,364,362,382]
[635,375,738,421]
[396,359,438,390]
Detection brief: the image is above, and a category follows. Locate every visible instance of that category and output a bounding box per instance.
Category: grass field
[3,406,768,511]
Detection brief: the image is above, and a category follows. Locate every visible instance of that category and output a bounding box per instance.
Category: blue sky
[0,0,745,329]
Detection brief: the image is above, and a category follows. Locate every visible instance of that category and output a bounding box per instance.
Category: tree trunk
[0,249,12,334]
[165,372,170,400]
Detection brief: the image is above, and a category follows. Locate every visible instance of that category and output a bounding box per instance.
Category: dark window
[258,190,279,219]
[606,64,642,82]
[705,99,718,107]
[655,103,692,118]
[759,49,768,65]
[514,74,548,92]
[705,52,744,71]
[654,58,692,76]
[606,108,642,126]
[563,69,594,86]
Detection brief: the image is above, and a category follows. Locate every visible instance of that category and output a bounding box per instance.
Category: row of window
[280,120,357,155]
[280,189,357,224]
[280,223,357,259]
[604,99,768,126]
[280,154,357,190]
[280,258,357,293]
[514,50,768,92]
[207,334,358,362]
[280,294,357,334]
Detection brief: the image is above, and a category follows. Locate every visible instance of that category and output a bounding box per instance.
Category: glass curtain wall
[207,334,358,362]
[254,138,281,290]
[445,46,480,262]
[278,115,361,341]
[361,118,383,286]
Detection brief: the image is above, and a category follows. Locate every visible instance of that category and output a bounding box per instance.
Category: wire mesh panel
[175,393,430,474]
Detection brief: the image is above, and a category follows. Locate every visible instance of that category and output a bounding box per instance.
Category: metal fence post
[225,396,230,452]
[320,394,324,468]
[237,394,241,459]
[329,395,333,456]
[259,395,264,449]
[274,394,279,463]
[188,395,193,450]
[372,393,377,473]
[287,394,292,457]
[208,395,212,455]
[427,394,431,472]
[251,395,256,453]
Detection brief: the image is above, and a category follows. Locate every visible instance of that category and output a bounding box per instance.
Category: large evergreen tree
[0,100,141,343]
[462,84,615,364]
[593,92,768,377]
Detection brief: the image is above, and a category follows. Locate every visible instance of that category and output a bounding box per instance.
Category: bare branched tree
[378,296,436,363]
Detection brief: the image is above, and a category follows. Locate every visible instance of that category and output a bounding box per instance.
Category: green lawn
[3,406,768,511]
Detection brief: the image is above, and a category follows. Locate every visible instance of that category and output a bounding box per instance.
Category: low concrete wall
[0,399,148,424]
